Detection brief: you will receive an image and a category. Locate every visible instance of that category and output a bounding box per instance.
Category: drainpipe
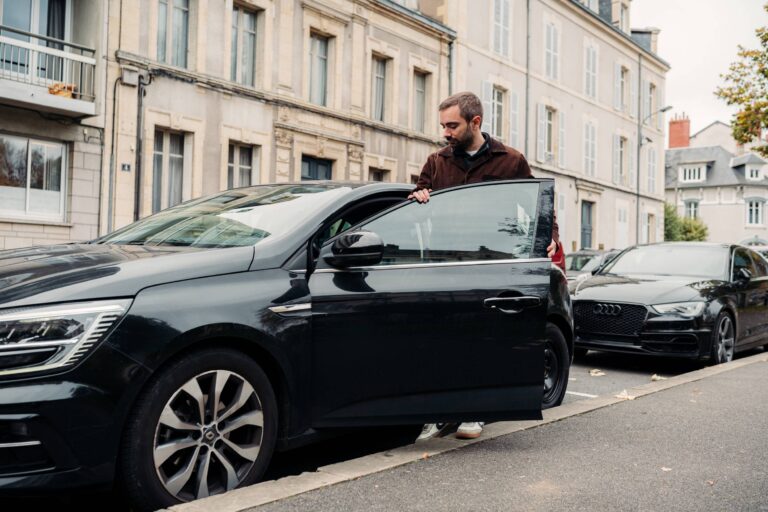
[635,53,643,244]
[448,37,454,95]
[134,73,151,221]
[107,75,121,232]
[524,0,531,157]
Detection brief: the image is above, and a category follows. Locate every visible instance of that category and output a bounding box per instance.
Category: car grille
[574,301,648,336]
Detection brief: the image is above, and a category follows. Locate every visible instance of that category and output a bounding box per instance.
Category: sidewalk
[168,352,768,512]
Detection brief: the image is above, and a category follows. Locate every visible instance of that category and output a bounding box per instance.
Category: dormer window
[679,164,706,183]
[747,165,762,181]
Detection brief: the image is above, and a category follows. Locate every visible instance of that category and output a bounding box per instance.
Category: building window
[644,82,656,125]
[747,165,762,180]
[647,147,657,193]
[371,55,387,122]
[747,200,764,226]
[368,167,389,182]
[493,0,510,57]
[614,65,629,112]
[685,200,699,220]
[0,134,66,221]
[583,121,596,176]
[309,33,329,106]
[545,22,559,81]
[537,104,562,165]
[413,71,427,133]
[619,3,629,33]
[228,143,255,189]
[612,135,628,185]
[157,0,189,67]
[490,86,504,139]
[410,174,419,184]
[301,155,332,180]
[584,43,597,100]
[680,165,705,183]
[231,6,258,86]
[152,129,185,213]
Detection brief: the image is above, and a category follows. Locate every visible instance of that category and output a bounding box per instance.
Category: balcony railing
[0,25,96,104]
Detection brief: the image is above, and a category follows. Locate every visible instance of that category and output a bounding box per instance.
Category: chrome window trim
[310,257,550,274]
[0,440,42,448]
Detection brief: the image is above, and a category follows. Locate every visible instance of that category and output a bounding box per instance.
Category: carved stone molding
[275,129,293,147]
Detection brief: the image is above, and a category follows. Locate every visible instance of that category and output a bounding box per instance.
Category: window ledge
[0,217,72,228]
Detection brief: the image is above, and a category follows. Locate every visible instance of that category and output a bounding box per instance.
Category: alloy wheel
[543,342,560,402]
[715,315,735,363]
[153,370,265,501]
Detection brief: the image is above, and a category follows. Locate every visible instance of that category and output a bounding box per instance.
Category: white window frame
[230,5,259,86]
[371,55,388,122]
[537,103,560,165]
[152,128,187,213]
[746,199,765,226]
[0,133,68,222]
[412,70,428,133]
[309,32,329,106]
[679,164,706,183]
[584,42,597,100]
[157,0,190,68]
[227,142,258,189]
[647,146,657,193]
[685,200,699,220]
[482,82,505,141]
[747,165,762,181]
[583,121,596,176]
[492,0,510,57]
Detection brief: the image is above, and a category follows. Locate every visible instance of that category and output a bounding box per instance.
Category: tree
[664,202,708,241]
[715,3,768,157]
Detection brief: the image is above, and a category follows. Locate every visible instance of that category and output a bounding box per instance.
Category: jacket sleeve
[413,155,435,191]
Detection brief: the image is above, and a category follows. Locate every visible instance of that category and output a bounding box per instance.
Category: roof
[690,120,730,139]
[731,153,766,167]
[665,146,768,189]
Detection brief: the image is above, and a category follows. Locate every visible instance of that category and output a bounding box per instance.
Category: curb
[165,352,768,512]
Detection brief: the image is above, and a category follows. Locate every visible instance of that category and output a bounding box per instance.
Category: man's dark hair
[438,91,483,123]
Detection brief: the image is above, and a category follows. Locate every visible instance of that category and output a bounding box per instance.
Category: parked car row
[0,180,572,511]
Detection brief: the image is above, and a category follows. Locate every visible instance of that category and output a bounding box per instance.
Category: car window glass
[566,254,596,271]
[749,251,768,277]
[359,183,540,265]
[732,248,758,280]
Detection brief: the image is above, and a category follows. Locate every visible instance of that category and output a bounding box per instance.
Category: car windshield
[600,245,728,278]
[565,253,597,271]
[96,184,353,248]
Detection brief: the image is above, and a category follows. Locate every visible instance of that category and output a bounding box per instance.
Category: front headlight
[651,301,706,317]
[0,299,131,376]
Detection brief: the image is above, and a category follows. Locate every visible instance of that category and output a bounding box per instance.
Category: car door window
[732,248,758,280]
[359,182,541,265]
[749,251,768,277]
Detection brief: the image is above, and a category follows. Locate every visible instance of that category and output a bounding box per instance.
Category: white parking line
[566,391,599,398]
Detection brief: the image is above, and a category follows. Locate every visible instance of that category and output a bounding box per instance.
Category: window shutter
[553,26,559,80]
[583,121,590,174]
[510,91,519,149]
[584,45,590,96]
[502,0,510,57]
[537,103,546,162]
[481,81,493,134]
[613,63,621,110]
[629,71,637,118]
[590,124,597,176]
[641,79,649,121]
[612,134,620,184]
[656,88,664,130]
[648,147,656,192]
[628,138,636,189]
[558,111,566,168]
[641,213,648,244]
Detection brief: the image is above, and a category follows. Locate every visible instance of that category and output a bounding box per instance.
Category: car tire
[709,312,736,365]
[119,348,278,512]
[543,322,570,409]
[573,347,588,359]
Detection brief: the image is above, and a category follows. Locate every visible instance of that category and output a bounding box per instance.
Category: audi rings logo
[593,303,622,316]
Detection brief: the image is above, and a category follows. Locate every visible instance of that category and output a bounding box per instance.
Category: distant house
[665,115,768,245]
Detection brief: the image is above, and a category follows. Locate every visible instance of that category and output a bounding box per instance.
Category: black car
[571,242,768,362]
[565,248,621,284]
[0,180,572,511]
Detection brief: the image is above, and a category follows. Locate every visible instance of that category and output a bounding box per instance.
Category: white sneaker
[456,422,484,439]
[416,423,449,441]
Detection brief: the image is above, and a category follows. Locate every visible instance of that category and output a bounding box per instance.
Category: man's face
[439,105,479,151]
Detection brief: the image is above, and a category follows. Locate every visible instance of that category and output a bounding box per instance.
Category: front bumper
[0,344,149,492]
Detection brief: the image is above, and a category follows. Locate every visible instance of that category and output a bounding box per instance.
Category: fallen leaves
[661,467,672,472]
[589,369,606,377]
[651,374,667,381]
[614,389,636,400]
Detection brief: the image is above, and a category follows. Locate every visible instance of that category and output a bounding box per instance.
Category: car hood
[570,273,724,305]
[0,243,255,308]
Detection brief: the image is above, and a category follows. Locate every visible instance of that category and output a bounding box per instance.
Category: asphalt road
[3,349,759,511]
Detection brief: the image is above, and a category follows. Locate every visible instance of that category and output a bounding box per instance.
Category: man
[411,91,565,441]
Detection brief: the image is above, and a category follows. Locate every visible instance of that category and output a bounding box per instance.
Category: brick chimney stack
[669,113,690,148]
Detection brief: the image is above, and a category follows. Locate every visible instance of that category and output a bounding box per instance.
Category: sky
[631,0,766,140]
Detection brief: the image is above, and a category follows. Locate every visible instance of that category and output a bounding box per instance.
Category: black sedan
[571,242,768,362]
[0,180,572,511]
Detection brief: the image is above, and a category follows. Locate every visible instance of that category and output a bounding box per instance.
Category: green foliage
[664,202,708,241]
[715,3,768,158]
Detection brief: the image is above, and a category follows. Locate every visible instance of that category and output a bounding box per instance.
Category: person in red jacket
[411,91,566,441]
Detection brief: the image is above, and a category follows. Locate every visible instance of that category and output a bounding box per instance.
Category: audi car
[0,180,572,511]
[571,242,768,362]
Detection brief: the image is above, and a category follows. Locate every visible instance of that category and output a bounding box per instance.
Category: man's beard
[446,130,474,151]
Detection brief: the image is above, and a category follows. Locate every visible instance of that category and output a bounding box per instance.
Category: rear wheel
[709,312,735,365]
[543,322,570,409]
[120,349,278,512]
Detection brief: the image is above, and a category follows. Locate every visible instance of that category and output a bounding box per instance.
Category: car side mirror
[322,230,383,268]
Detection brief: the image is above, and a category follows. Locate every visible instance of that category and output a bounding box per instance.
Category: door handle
[483,296,541,314]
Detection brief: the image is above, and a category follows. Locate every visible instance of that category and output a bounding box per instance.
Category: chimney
[669,114,690,148]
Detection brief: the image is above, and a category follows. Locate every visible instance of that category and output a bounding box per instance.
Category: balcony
[0,25,96,118]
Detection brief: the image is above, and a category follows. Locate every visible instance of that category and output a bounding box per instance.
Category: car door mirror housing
[323,230,384,268]
[736,267,752,282]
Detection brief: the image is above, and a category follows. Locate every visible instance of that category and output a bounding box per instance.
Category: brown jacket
[415,135,561,247]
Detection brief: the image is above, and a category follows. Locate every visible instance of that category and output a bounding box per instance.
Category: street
[2,349,742,511]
